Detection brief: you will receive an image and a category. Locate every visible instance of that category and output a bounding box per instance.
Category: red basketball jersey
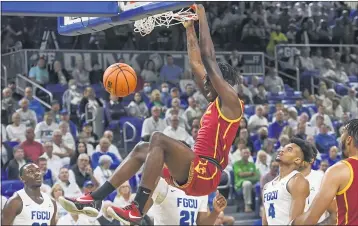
[336,157,358,225]
[194,98,243,169]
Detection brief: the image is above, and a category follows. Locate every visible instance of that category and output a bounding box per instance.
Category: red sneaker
[58,195,101,217]
[107,202,143,225]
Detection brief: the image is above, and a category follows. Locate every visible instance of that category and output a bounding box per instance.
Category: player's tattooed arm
[287,174,310,224]
[1,194,22,225]
[197,4,242,119]
[184,20,206,95]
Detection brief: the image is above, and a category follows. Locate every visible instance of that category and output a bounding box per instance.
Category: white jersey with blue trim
[263,170,300,225]
[148,178,208,225]
[12,189,55,226]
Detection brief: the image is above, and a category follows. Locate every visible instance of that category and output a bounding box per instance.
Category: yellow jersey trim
[215,98,243,123]
[337,160,354,195]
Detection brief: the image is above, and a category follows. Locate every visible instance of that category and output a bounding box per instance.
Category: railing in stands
[123,122,136,154]
[15,74,53,109]
[84,104,104,137]
[1,65,8,87]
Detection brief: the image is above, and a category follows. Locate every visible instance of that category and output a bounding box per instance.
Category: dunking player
[58,4,243,224]
[2,163,57,225]
[262,138,312,225]
[298,144,337,225]
[292,119,358,225]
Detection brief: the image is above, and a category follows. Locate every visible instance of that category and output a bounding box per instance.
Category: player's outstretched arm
[292,163,346,225]
[196,5,242,118]
[183,20,206,96]
[287,174,310,224]
[1,194,22,225]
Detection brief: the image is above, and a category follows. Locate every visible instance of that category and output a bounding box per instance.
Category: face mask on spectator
[144,86,151,93]
[162,87,169,93]
[70,85,77,90]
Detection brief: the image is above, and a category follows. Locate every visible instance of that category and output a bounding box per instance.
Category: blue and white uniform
[149,178,208,225]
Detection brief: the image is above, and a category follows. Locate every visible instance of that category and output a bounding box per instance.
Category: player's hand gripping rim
[182,4,198,29]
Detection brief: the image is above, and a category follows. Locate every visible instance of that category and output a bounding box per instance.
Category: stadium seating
[1,180,24,197]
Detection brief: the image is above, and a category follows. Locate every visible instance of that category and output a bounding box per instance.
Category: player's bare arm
[261,184,269,226]
[317,199,337,225]
[287,174,310,223]
[196,4,242,119]
[196,191,226,225]
[1,194,23,225]
[184,20,206,95]
[50,199,58,225]
[293,162,349,225]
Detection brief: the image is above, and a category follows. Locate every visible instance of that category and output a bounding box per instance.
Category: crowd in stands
[1,1,358,225]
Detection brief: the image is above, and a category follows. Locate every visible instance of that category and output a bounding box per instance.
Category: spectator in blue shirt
[59,110,77,140]
[294,98,311,117]
[325,146,341,166]
[180,83,194,108]
[314,124,338,153]
[254,127,268,152]
[91,137,120,170]
[159,54,183,85]
[29,57,49,86]
[160,82,171,106]
[268,111,287,140]
[23,87,45,121]
[166,87,180,108]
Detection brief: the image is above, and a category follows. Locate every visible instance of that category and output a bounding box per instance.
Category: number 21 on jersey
[180,210,195,225]
[268,203,276,219]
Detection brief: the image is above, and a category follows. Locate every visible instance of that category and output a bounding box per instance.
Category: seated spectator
[160,82,171,106]
[165,97,185,119]
[23,87,45,120]
[253,84,268,105]
[29,57,49,86]
[51,184,67,220]
[89,62,104,85]
[141,106,166,141]
[6,112,26,142]
[69,153,98,189]
[163,115,191,141]
[268,110,288,140]
[262,138,276,159]
[321,59,337,80]
[287,107,298,128]
[62,79,83,113]
[298,48,315,71]
[335,61,349,83]
[128,92,149,118]
[193,89,208,111]
[52,129,74,165]
[340,88,358,119]
[57,212,97,225]
[237,84,251,104]
[310,105,334,132]
[159,54,183,85]
[248,76,260,97]
[97,201,122,226]
[294,98,311,117]
[166,87,180,108]
[105,94,127,122]
[253,127,269,152]
[21,127,44,163]
[185,127,198,149]
[93,155,113,186]
[55,167,82,199]
[16,98,37,128]
[2,87,17,123]
[264,67,284,93]
[72,59,90,86]
[248,105,268,132]
[49,60,71,85]
[319,160,329,174]
[1,137,14,168]
[113,181,135,207]
[92,138,120,170]
[6,146,27,180]
[255,150,271,177]
[260,160,279,188]
[229,143,255,170]
[348,54,358,76]
[35,112,59,143]
[41,141,63,177]
[183,97,202,124]
[235,128,254,153]
[142,82,152,99]
[316,19,332,44]
[331,98,344,121]
[95,130,122,160]
[38,157,56,187]
[50,100,61,123]
[267,25,288,56]
[299,113,316,137]
[70,142,89,165]
[180,83,195,107]
[233,148,260,213]
[79,87,103,115]
[80,123,98,147]
[59,121,75,150]
[141,60,159,84]
[312,48,325,70]
[147,89,165,113]
[315,124,338,153]
[325,146,341,166]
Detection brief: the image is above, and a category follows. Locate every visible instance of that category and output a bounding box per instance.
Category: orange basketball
[103,63,137,97]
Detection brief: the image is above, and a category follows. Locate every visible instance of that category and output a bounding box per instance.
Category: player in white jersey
[262,138,312,225]
[1,163,57,225]
[108,178,227,225]
[299,145,337,225]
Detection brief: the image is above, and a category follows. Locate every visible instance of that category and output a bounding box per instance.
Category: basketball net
[120,2,197,36]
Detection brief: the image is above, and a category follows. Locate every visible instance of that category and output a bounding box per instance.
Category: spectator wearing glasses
[69,153,98,189]
[93,155,113,186]
[141,106,166,142]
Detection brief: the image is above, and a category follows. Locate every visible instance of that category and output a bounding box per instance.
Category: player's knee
[150,131,164,143]
[242,180,252,187]
[132,142,149,157]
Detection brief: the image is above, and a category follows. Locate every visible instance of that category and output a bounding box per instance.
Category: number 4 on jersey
[268,203,276,219]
